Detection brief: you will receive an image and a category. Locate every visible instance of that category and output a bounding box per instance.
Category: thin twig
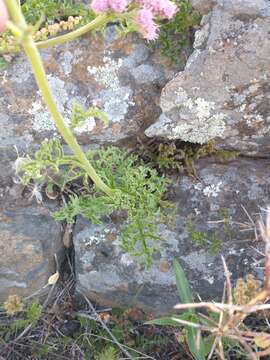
[77,290,134,360]
[221,256,233,316]
[171,317,215,333]
[175,301,270,313]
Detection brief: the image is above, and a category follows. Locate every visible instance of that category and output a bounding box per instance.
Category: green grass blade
[173,259,206,360]
[146,316,184,327]
[173,258,193,305]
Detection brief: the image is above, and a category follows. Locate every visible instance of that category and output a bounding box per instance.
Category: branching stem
[5,0,114,196]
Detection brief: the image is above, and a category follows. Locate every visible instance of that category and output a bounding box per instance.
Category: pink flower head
[136,7,159,41]
[91,0,127,13]
[138,0,177,19]
[91,0,109,13]
[159,0,177,19]
[108,0,128,12]
[0,0,9,33]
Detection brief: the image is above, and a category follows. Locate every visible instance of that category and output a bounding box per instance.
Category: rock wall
[74,157,270,314]
[0,4,269,314]
[145,0,270,156]
[0,28,176,301]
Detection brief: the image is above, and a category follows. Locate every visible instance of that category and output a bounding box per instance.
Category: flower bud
[0,0,9,33]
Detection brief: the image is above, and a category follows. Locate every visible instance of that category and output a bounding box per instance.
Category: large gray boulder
[0,198,63,302]
[146,0,270,156]
[0,27,175,156]
[74,157,269,315]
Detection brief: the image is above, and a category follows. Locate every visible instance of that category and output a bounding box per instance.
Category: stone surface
[191,0,216,14]
[0,197,63,302]
[0,26,177,200]
[0,27,179,302]
[146,0,270,156]
[0,27,175,155]
[74,157,270,315]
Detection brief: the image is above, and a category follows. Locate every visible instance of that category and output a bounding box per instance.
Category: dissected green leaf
[95,346,118,360]
[19,141,168,266]
[70,103,108,130]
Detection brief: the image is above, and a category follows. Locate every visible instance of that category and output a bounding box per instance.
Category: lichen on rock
[145,0,270,155]
[146,93,226,144]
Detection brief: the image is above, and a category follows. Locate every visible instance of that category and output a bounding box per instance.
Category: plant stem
[5,0,114,196]
[36,14,109,49]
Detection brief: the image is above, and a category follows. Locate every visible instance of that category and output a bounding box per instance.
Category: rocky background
[0,0,269,315]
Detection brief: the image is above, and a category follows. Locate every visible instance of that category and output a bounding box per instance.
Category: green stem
[5,0,114,196]
[36,14,109,49]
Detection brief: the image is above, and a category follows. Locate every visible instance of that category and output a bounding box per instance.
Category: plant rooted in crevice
[17,139,169,266]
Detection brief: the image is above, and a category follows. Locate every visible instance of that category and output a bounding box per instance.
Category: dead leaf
[254,334,270,349]
[48,272,59,285]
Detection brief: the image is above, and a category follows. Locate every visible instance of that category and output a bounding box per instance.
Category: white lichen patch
[73,117,96,135]
[120,253,134,267]
[87,54,134,123]
[204,275,215,284]
[87,56,123,91]
[170,96,226,144]
[203,181,223,197]
[60,48,83,76]
[193,23,210,49]
[29,75,70,133]
[147,91,226,144]
[194,181,223,198]
[173,115,226,144]
[29,75,93,133]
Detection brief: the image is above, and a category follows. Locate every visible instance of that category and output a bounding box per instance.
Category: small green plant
[147,259,212,359]
[1,298,42,341]
[70,103,109,129]
[21,0,92,25]
[148,210,270,359]
[96,346,119,360]
[18,140,168,266]
[187,222,222,255]
[156,0,201,65]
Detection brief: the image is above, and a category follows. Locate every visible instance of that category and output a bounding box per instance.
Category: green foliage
[214,149,240,162]
[96,346,119,360]
[26,302,43,324]
[21,0,93,25]
[187,222,222,255]
[173,258,193,304]
[156,0,201,65]
[18,140,168,266]
[147,259,213,360]
[70,103,109,130]
[1,301,42,341]
[0,57,8,70]
[138,140,217,176]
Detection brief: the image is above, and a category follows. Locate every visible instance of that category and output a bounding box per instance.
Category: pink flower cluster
[91,0,178,41]
[91,0,128,13]
[138,0,177,20]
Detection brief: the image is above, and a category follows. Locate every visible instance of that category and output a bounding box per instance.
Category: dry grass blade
[171,317,216,333]
[175,301,270,313]
[259,206,270,291]
[221,256,233,316]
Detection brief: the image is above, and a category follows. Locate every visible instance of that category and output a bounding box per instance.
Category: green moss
[214,149,240,162]
[187,221,222,255]
[155,0,201,65]
[138,139,216,176]
[218,207,232,240]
